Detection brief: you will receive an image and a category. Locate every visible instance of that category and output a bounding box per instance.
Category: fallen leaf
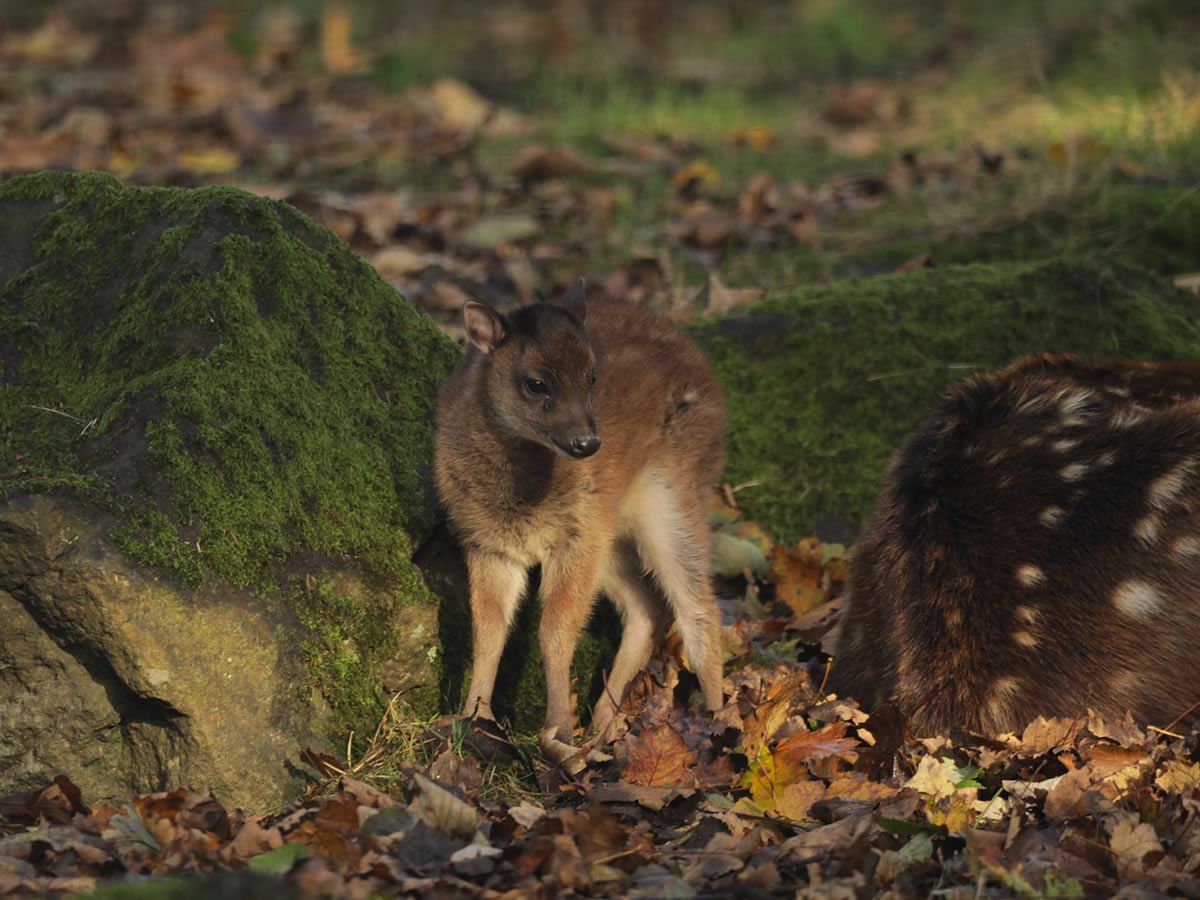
[431,78,493,133]
[511,145,594,181]
[697,273,765,318]
[1109,815,1164,880]
[461,213,539,249]
[412,774,479,840]
[624,724,696,788]
[711,530,769,577]
[319,5,365,74]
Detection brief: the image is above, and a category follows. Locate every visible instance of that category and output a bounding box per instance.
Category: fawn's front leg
[538,538,606,743]
[463,549,528,721]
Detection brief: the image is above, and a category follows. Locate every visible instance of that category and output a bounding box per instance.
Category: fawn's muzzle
[565,434,601,458]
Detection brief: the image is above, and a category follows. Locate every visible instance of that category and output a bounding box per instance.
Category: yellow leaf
[320,6,364,75]
[1155,760,1200,793]
[673,160,720,193]
[178,147,240,175]
[739,670,811,759]
[729,126,775,150]
[903,755,957,800]
[926,788,979,833]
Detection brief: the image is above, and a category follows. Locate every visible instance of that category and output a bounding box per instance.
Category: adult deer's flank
[834,354,1200,735]
[434,284,726,744]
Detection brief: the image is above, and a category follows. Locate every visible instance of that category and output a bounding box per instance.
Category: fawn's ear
[559,277,587,326]
[463,301,508,354]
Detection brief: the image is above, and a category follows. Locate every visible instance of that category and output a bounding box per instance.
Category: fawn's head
[462,281,600,459]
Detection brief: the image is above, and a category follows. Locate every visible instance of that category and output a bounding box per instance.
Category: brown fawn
[433,283,726,744]
[834,353,1200,735]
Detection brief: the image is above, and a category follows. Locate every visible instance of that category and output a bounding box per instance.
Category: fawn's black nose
[566,434,601,459]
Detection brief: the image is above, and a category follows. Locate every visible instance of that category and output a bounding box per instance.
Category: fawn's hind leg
[463,549,529,721]
[631,473,724,711]
[591,540,669,737]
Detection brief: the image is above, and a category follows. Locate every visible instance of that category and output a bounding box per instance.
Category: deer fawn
[434,283,726,745]
[834,353,1200,735]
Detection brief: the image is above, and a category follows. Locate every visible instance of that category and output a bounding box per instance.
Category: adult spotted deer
[834,353,1200,735]
[434,282,726,748]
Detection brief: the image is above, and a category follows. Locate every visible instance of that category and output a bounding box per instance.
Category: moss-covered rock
[690,258,1200,543]
[0,171,459,809]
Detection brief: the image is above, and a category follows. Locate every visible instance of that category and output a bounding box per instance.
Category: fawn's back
[834,354,1200,734]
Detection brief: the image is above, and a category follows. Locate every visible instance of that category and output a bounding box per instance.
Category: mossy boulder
[0,171,459,810]
[691,258,1200,543]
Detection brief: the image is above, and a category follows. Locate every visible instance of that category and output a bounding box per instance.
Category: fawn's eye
[588,370,597,386]
[524,377,548,396]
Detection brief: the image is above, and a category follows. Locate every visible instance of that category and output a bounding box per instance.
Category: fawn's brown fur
[434,284,726,742]
[834,353,1200,735]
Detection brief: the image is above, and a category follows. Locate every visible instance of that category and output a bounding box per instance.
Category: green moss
[0,170,459,735]
[690,257,1200,542]
[294,572,440,740]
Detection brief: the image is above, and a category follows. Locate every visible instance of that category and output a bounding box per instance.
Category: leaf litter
[4,487,1200,896]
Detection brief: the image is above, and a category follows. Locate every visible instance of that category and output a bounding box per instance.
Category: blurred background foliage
[1,0,1198,319]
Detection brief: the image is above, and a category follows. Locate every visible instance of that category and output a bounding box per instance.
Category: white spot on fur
[987,448,1009,465]
[1059,462,1089,482]
[1016,564,1045,588]
[1149,461,1196,511]
[1051,438,1079,453]
[1015,605,1039,624]
[1096,450,1117,467]
[1014,395,1049,417]
[986,677,1023,729]
[1039,506,1065,527]
[1013,630,1039,648]
[1106,385,1131,398]
[1111,407,1147,429]
[1020,436,1042,448]
[1058,389,1096,418]
[1172,536,1200,558]
[1112,580,1163,618]
[1134,514,1161,544]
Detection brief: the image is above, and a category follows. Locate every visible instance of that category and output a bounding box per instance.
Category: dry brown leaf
[825,775,900,803]
[511,145,594,181]
[769,538,830,617]
[412,773,479,840]
[1110,814,1164,880]
[775,781,825,820]
[429,78,493,133]
[698,273,765,318]
[624,723,696,788]
[1018,716,1081,755]
[1087,709,1146,747]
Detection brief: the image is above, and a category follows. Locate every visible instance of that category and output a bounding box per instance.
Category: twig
[29,405,97,436]
[866,363,984,383]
